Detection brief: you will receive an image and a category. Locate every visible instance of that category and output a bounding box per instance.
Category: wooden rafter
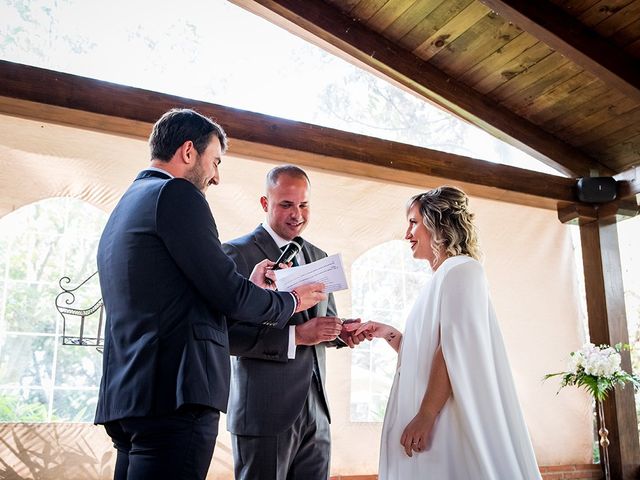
[616,165,640,199]
[0,60,575,209]
[479,0,640,105]
[230,0,613,178]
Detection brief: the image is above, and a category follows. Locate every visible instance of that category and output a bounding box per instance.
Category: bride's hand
[400,412,436,457]
[354,321,393,340]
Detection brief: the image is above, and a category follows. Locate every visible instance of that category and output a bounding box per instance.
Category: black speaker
[576,177,617,203]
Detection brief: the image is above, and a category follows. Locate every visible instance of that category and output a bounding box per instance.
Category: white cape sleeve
[439,259,541,480]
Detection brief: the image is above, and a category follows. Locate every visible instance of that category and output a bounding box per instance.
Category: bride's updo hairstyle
[408,186,481,263]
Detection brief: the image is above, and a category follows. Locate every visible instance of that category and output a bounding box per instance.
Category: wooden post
[560,200,640,479]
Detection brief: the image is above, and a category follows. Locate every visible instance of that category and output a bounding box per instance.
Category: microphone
[265,237,304,286]
[273,237,304,270]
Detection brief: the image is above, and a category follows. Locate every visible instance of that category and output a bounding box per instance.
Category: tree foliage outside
[316,69,470,157]
[0,0,559,176]
[0,198,106,423]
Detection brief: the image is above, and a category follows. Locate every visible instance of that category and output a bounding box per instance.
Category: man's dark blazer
[95,170,294,424]
[222,225,337,436]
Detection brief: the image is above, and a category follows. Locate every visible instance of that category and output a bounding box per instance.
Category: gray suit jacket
[222,225,338,436]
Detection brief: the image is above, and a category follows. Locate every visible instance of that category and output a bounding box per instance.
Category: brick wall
[540,464,603,479]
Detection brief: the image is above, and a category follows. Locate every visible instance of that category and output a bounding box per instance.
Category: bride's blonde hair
[407,186,481,263]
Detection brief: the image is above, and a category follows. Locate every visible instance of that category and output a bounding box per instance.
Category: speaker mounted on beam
[576,177,617,203]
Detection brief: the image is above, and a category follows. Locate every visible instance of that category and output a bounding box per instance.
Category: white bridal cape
[379,256,541,480]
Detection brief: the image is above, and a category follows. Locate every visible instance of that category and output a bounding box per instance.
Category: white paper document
[274,253,348,293]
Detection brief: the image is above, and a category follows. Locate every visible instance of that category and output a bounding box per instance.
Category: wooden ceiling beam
[558,199,639,225]
[616,165,640,199]
[0,60,575,209]
[479,0,640,105]
[230,0,613,178]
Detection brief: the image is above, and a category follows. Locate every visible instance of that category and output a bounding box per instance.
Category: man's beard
[184,155,208,192]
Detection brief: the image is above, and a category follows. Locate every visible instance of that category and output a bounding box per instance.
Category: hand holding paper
[274,254,348,293]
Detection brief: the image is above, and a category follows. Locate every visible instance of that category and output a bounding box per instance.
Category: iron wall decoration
[55,271,104,353]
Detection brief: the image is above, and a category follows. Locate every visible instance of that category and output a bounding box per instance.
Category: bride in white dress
[356,186,541,480]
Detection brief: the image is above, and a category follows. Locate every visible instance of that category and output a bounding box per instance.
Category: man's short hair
[266,165,310,190]
[149,108,228,161]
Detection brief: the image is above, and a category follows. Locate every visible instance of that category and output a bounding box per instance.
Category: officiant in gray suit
[222,165,358,480]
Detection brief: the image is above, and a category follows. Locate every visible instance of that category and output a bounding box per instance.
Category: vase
[597,399,611,480]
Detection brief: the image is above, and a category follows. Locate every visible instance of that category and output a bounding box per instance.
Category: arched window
[350,240,431,422]
[0,198,106,422]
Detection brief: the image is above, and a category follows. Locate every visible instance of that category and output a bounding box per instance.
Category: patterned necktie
[281,244,322,389]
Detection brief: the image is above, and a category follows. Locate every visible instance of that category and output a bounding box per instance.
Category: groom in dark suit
[95,110,326,480]
[223,165,359,480]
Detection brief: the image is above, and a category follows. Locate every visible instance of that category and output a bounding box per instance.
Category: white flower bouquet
[545,343,640,401]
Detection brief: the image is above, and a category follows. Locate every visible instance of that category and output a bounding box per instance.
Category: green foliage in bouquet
[545,343,640,402]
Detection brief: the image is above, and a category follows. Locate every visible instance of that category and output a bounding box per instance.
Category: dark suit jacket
[95,171,294,424]
[222,225,338,436]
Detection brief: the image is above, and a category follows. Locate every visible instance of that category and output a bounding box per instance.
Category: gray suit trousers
[231,380,330,480]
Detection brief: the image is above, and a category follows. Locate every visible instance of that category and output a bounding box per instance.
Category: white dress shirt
[261,222,303,359]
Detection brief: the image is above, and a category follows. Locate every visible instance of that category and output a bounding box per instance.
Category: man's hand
[249,259,292,289]
[295,316,342,346]
[249,259,278,289]
[293,282,327,313]
[338,319,366,348]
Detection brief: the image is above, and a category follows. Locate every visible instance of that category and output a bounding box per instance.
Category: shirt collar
[145,166,174,178]
[261,222,290,249]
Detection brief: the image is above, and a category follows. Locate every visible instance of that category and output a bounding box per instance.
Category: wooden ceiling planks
[381,0,446,40]
[513,71,600,120]
[613,17,640,49]
[412,2,491,61]
[391,0,479,53]
[457,32,537,87]
[553,94,638,140]
[553,0,640,52]
[600,135,640,171]
[324,0,640,172]
[348,0,390,20]
[367,0,421,32]
[428,11,522,76]
[238,0,615,176]
[587,132,640,161]
[479,0,640,103]
[501,65,585,116]
[235,0,626,176]
[578,0,636,29]
[487,53,575,105]
[574,106,640,148]
[550,0,602,16]
[470,42,555,96]
[327,0,359,13]
[593,1,640,39]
